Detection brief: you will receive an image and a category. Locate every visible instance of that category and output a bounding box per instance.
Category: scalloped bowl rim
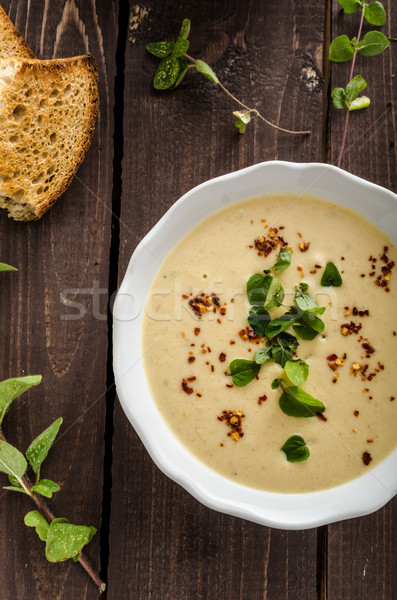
[113,161,397,530]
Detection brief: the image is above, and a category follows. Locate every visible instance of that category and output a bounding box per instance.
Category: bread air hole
[12,105,26,121]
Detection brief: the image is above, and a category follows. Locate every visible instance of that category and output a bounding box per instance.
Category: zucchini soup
[142,194,397,493]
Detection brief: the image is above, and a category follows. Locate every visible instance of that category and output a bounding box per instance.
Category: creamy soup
[142,195,397,493]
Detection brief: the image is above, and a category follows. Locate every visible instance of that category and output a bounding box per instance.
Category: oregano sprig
[0,376,105,594]
[146,19,310,136]
[329,0,393,167]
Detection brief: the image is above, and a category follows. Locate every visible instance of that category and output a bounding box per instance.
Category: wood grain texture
[0,1,117,598]
[109,1,324,598]
[326,2,397,599]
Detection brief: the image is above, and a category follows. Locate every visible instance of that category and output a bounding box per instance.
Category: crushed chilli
[217,409,245,442]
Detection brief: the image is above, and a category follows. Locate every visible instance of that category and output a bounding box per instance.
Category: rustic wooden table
[0,1,396,598]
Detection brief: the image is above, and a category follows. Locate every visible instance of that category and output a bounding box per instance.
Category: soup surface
[142,195,397,493]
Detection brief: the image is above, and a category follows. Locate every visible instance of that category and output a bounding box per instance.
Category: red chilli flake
[253,228,288,257]
[217,409,245,442]
[219,352,226,362]
[362,452,372,466]
[181,379,194,395]
[258,394,267,405]
[316,412,327,422]
[188,356,195,364]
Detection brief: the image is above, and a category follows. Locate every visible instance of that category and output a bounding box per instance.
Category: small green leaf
[247,307,271,337]
[345,75,367,103]
[266,314,295,339]
[271,378,281,390]
[364,1,386,26]
[0,375,42,426]
[153,57,180,90]
[45,520,96,563]
[321,263,343,287]
[0,262,17,271]
[329,35,355,62]
[358,30,389,56]
[331,87,348,109]
[285,359,309,386]
[195,59,219,84]
[234,110,252,134]
[270,332,299,367]
[0,440,27,479]
[26,417,63,474]
[281,435,310,462]
[279,386,325,418]
[24,510,50,541]
[31,479,60,499]
[178,18,191,40]
[247,274,284,309]
[295,284,325,314]
[349,96,370,110]
[337,0,362,13]
[172,57,189,88]
[254,347,273,365]
[146,41,174,58]
[272,247,292,273]
[229,359,260,387]
[171,38,189,58]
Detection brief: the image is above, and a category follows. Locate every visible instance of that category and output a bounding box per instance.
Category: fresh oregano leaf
[233,109,252,133]
[358,30,389,56]
[178,18,191,40]
[24,510,50,541]
[271,378,281,390]
[295,284,325,314]
[364,1,386,26]
[279,386,325,418]
[321,262,343,287]
[0,375,42,426]
[285,359,309,386]
[171,38,189,58]
[146,41,174,58]
[26,417,63,474]
[195,59,219,84]
[272,247,292,273]
[0,440,27,480]
[31,479,60,499]
[349,96,370,110]
[266,314,295,339]
[345,74,367,103]
[254,347,273,365]
[337,0,361,13]
[270,332,299,367]
[172,57,189,88]
[45,520,97,563]
[331,87,348,109]
[229,359,260,386]
[153,57,180,90]
[247,274,284,309]
[247,307,271,337]
[281,435,310,462]
[329,35,355,62]
[0,262,17,271]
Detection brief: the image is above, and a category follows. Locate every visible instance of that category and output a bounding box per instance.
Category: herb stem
[336,4,366,168]
[184,53,310,136]
[0,428,106,595]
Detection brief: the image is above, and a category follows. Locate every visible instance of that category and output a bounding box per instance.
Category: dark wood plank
[0,1,117,597]
[327,1,397,598]
[109,1,325,598]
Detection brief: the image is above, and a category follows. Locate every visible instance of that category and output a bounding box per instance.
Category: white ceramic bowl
[113,161,397,529]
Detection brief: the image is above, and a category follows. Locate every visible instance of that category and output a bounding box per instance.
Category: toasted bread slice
[0,6,36,59]
[0,55,98,220]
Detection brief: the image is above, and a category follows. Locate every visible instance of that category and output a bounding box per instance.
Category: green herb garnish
[272,247,292,273]
[284,359,309,386]
[229,359,260,387]
[321,262,343,287]
[281,435,310,462]
[0,262,17,271]
[247,273,284,309]
[279,386,325,418]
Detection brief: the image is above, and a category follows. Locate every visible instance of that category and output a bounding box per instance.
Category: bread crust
[0,6,36,59]
[0,55,98,220]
